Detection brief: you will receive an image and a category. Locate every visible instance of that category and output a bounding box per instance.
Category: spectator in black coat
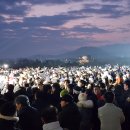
[32,90,48,114]
[3,84,15,101]
[15,95,42,130]
[58,94,81,130]
[122,98,130,130]
[0,102,20,130]
[86,89,100,130]
[122,80,130,130]
[77,93,94,130]
[51,83,62,110]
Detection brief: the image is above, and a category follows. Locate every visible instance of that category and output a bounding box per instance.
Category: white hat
[78,93,87,101]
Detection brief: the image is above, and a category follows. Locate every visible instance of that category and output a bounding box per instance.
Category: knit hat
[60,89,69,97]
[78,93,87,101]
[15,95,30,106]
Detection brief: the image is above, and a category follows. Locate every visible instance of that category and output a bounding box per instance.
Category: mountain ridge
[29,43,130,60]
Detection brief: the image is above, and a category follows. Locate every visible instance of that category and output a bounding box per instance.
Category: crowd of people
[0,65,130,130]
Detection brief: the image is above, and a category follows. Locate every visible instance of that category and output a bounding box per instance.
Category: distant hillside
[30,43,130,60]
[58,46,112,59]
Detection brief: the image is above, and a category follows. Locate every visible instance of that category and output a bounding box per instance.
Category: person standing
[41,105,63,130]
[0,102,20,130]
[58,94,81,130]
[98,91,125,130]
[15,95,42,130]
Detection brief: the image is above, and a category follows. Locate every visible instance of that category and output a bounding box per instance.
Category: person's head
[60,94,73,108]
[77,80,86,87]
[24,83,30,88]
[0,102,16,117]
[64,79,70,87]
[93,86,101,95]
[15,95,30,111]
[35,90,43,100]
[116,75,123,84]
[124,80,130,91]
[52,83,61,93]
[41,105,58,123]
[7,84,14,92]
[104,91,114,103]
[43,84,52,94]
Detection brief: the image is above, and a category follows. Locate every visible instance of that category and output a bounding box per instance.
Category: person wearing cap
[58,94,81,130]
[60,89,69,97]
[77,92,94,130]
[98,91,125,130]
[15,95,42,130]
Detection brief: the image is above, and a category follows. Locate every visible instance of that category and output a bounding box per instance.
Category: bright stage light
[3,64,9,69]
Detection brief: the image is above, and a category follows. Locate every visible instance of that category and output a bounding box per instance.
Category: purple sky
[0,0,130,58]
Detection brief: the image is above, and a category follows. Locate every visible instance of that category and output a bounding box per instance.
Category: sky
[0,0,130,58]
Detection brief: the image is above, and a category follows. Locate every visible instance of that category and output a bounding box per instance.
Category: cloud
[3,29,14,32]
[39,26,61,30]
[61,31,91,39]
[25,0,121,17]
[61,14,130,31]
[21,27,29,30]
[31,35,48,38]
[25,1,87,17]
[15,1,32,7]
[0,14,24,23]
